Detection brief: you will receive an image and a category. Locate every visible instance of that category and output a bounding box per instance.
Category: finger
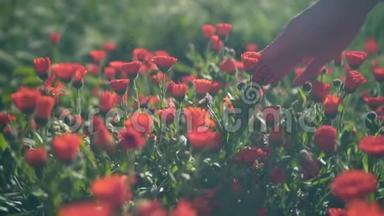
[293,58,325,87]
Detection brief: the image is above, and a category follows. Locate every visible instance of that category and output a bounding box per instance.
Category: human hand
[253,0,378,86]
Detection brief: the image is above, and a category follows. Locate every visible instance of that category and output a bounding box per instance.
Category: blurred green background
[0,0,383,94]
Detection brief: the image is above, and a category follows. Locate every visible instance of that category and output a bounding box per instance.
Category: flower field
[1,1,384,215]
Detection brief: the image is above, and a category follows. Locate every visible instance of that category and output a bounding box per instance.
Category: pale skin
[255,0,380,86]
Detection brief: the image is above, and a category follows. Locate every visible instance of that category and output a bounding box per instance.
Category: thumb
[293,58,325,87]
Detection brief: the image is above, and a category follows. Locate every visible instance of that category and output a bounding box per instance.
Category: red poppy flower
[119,127,146,150]
[99,91,118,113]
[124,112,153,134]
[363,96,384,110]
[11,87,41,114]
[0,112,15,130]
[323,95,341,118]
[187,130,221,150]
[234,147,268,164]
[158,107,176,124]
[109,61,128,73]
[314,125,337,153]
[34,96,55,125]
[241,51,261,73]
[104,66,116,81]
[132,48,152,61]
[121,61,142,79]
[151,72,167,84]
[344,70,367,93]
[215,23,232,36]
[269,166,286,184]
[172,200,197,216]
[51,63,84,82]
[137,200,167,216]
[58,202,112,216]
[346,200,384,216]
[86,63,99,75]
[109,79,130,95]
[152,55,177,71]
[209,81,221,95]
[52,133,82,162]
[344,51,368,69]
[327,208,346,216]
[311,81,331,102]
[49,32,61,44]
[184,107,215,131]
[25,147,48,167]
[34,57,51,80]
[201,24,216,38]
[331,170,377,201]
[91,175,132,209]
[94,126,115,153]
[102,41,117,52]
[246,43,258,52]
[220,58,237,74]
[358,136,384,156]
[372,67,384,82]
[154,50,170,57]
[210,35,223,52]
[72,67,87,89]
[364,37,379,55]
[193,79,212,95]
[167,82,188,100]
[89,50,107,63]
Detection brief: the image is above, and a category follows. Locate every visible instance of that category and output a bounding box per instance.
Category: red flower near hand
[215,23,232,36]
[241,51,261,73]
[25,147,48,167]
[11,87,41,114]
[152,55,177,71]
[344,70,367,93]
[187,130,221,150]
[34,96,55,125]
[49,32,61,44]
[323,95,341,118]
[314,125,337,153]
[359,136,384,156]
[201,24,216,38]
[89,50,107,63]
[344,51,367,69]
[34,57,51,80]
[119,127,146,150]
[121,61,142,79]
[364,37,379,55]
[372,67,384,82]
[193,79,212,96]
[220,58,237,74]
[99,91,118,113]
[58,202,112,216]
[331,170,377,201]
[246,43,258,52]
[172,200,197,216]
[311,81,331,102]
[91,175,132,209]
[52,133,82,162]
[110,79,130,95]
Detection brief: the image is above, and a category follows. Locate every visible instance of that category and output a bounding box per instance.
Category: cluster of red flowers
[1,24,384,216]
